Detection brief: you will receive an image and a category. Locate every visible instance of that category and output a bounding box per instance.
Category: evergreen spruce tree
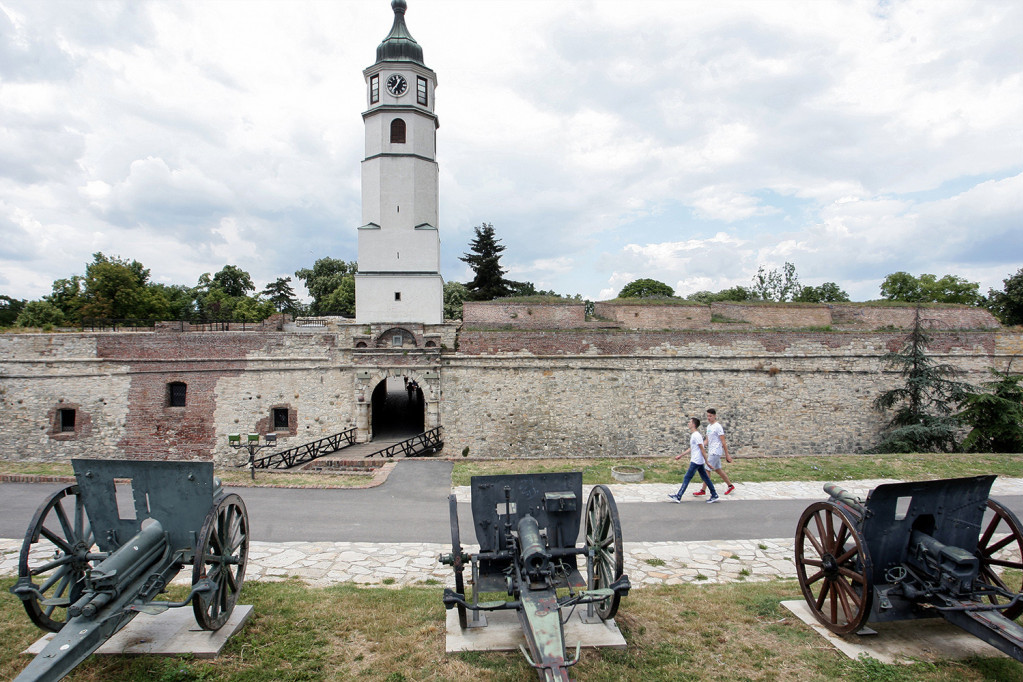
[460,223,513,301]
[957,368,1023,453]
[872,307,973,453]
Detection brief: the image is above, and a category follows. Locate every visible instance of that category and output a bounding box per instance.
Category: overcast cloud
[1,0,1020,303]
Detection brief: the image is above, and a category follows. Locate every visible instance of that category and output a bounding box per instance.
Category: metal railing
[364,426,443,459]
[252,428,358,469]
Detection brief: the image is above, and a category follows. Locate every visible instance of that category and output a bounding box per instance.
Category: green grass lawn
[2,578,1020,682]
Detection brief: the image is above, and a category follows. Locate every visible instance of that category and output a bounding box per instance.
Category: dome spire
[376,0,425,66]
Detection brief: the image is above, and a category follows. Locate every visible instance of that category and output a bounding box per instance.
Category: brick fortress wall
[2,324,1018,463]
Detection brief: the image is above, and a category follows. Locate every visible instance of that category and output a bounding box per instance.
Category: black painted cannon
[794,475,1023,661]
[10,459,249,681]
[440,472,631,681]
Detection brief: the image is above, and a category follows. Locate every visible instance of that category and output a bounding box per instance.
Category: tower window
[390,118,406,144]
[417,77,428,105]
[273,408,289,431]
[395,292,402,301]
[370,74,379,104]
[168,382,187,407]
[59,408,76,432]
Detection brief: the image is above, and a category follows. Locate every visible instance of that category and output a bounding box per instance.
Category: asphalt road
[2,461,1021,546]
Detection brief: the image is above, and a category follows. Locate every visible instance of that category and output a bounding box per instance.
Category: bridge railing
[253,428,358,469]
[365,426,443,459]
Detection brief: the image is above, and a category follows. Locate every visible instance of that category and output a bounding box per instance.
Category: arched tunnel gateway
[370,376,425,439]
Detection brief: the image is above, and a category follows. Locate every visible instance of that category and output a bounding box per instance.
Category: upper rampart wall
[463,301,585,328]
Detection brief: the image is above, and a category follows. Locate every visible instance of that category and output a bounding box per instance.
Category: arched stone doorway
[369,376,425,439]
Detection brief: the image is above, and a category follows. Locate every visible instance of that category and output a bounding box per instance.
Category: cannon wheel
[585,484,624,620]
[17,484,98,632]
[448,494,468,629]
[795,501,873,635]
[978,498,1023,620]
[192,493,249,631]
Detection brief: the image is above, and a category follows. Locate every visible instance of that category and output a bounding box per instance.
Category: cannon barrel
[517,515,550,577]
[823,483,865,517]
[69,521,167,618]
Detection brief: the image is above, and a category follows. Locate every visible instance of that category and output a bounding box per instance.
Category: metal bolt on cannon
[794,475,1023,662]
[439,472,631,681]
[9,459,249,682]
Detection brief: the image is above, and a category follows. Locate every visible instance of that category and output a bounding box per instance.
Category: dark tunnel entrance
[370,376,424,439]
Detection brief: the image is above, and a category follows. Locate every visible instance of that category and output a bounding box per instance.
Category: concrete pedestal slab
[782,600,1007,663]
[24,606,253,659]
[445,607,626,653]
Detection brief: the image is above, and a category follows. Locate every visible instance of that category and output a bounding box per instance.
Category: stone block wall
[463,301,585,328]
[828,305,1000,330]
[593,302,710,329]
[710,302,831,327]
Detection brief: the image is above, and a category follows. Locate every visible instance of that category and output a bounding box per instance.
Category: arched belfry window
[390,118,406,144]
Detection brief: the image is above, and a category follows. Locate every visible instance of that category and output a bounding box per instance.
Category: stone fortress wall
[1,303,1017,464]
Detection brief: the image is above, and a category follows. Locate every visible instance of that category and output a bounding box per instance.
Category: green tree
[957,369,1023,453]
[987,268,1023,326]
[794,282,850,303]
[618,278,674,299]
[320,276,356,317]
[47,276,84,321]
[15,300,66,328]
[872,308,973,453]
[880,272,983,305]
[751,262,801,301]
[444,281,468,320]
[294,258,358,315]
[460,223,514,301]
[262,277,300,314]
[78,253,152,320]
[0,295,26,326]
[685,286,753,304]
[212,265,255,298]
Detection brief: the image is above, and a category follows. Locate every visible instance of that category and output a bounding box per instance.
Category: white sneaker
[707,496,720,504]
[667,494,681,503]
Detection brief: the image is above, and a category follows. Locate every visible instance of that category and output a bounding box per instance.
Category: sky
[1,0,1021,304]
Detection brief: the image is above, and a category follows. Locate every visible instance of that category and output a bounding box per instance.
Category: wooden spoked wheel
[17,485,103,632]
[192,493,249,631]
[977,499,1023,620]
[447,494,468,629]
[584,484,624,620]
[795,501,873,635]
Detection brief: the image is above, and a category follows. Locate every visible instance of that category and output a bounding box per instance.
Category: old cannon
[440,472,631,681]
[10,458,249,681]
[794,475,1023,661]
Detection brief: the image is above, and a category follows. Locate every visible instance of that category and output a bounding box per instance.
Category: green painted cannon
[795,476,1023,662]
[10,459,249,682]
[440,472,631,681]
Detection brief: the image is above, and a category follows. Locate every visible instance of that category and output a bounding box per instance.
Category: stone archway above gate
[376,327,417,348]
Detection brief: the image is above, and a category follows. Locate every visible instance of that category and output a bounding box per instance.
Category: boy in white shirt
[695,407,735,496]
[668,417,720,503]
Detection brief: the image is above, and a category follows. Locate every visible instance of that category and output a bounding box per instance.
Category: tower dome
[375,0,425,66]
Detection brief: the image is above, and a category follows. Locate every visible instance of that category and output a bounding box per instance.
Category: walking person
[695,407,735,496]
[668,417,719,503]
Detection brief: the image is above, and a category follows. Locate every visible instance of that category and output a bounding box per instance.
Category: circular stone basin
[611,465,645,483]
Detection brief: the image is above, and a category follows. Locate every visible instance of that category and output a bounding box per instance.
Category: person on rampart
[668,417,719,504]
[694,407,735,497]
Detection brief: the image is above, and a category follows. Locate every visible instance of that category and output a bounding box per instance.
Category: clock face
[386,74,408,96]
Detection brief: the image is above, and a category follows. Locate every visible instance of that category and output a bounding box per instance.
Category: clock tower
[356,0,443,324]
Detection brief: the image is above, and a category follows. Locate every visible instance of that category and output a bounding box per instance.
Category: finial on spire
[392,0,407,15]
[376,0,424,66]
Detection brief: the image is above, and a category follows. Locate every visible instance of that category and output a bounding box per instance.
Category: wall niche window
[390,118,406,144]
[168,382,187,407]
[272,408,289,431]
[370,74,379,104]
[417,76,428,105]
[58,408,76,432]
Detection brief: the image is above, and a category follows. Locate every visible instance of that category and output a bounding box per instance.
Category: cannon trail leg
[13,485,101,632]
[795,501,873,635]
[977,499,1023,620]
[192,493,249,630]
[518,590,572,682]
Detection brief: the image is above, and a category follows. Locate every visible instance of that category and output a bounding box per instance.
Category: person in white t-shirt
[668,417,719,503]
[695,407,735,496]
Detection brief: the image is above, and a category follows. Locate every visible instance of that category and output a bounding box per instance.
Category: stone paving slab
[445,607,626,653]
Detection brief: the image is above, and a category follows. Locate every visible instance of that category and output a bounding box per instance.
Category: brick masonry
[2,322,1019,463]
